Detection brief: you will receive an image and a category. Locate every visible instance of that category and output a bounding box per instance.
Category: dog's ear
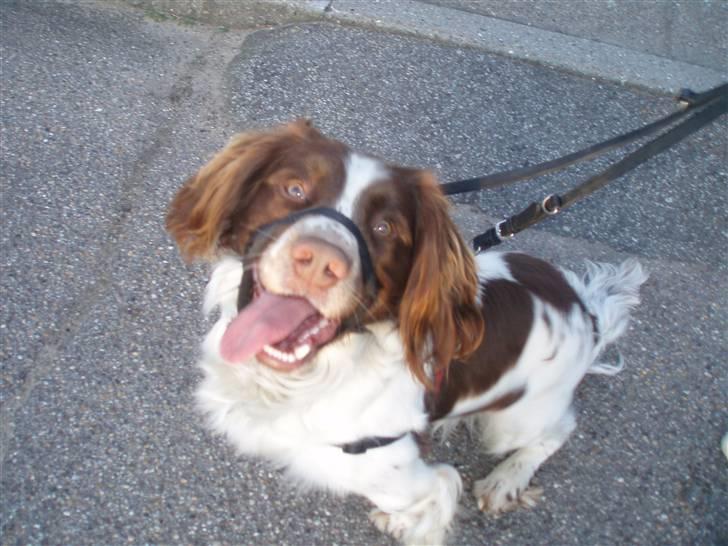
[166,120,317,261]
[399,172,484,387]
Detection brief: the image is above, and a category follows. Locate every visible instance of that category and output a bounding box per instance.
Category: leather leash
[440,83,728,252]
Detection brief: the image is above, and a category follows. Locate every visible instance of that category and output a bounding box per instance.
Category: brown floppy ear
[399,172,484,388]
[166,120,314,261]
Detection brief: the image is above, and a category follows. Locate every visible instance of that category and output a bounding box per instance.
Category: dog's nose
[291,237,351,289]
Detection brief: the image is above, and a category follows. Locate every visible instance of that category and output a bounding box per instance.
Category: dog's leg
[474,408,575,515]
[361,455,462,546]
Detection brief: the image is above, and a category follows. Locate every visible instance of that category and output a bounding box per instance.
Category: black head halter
[238,207,379,309]
[280,207,378,288]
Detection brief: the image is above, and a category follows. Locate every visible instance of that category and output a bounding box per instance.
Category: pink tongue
[220,291,318,363]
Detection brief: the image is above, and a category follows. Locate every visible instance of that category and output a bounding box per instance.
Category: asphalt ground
[1,1,726,545]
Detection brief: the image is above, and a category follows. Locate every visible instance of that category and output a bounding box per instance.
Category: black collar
[336,432,408,455]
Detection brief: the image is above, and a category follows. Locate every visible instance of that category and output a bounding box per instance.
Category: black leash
[441,83,727,252]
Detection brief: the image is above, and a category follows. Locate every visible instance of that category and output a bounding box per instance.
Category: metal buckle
[541,194,562,216]
[495,219,514,240]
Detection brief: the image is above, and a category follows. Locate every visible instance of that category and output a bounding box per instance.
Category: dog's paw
[473,475,543,515]
[369,509,414,541]
[369,505,448,545]
[368,464,460,545]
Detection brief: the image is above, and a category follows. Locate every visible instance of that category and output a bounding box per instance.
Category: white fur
[475,250,516,283]
[195,250,646,544]
[198,259,459,545]
[336,153,388,217]
[563,258,647,375]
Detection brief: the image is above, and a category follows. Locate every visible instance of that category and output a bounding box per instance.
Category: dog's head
[167,120,483,385]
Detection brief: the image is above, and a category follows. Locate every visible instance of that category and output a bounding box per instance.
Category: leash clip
[495,219,514,240]
[541,194,563,216]
[677,88,697,108]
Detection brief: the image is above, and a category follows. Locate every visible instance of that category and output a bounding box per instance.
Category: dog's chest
[209,332,429,448]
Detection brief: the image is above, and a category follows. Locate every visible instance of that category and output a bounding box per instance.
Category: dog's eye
[372,220,392,237]
[285,182,306,202]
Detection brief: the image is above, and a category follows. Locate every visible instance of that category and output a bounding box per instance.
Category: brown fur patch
[427,279,533,420]
[353,175,419,323]
[480,388,526,411]
[396,172,484,387]
[504,253,584,313]
[166,120,348,261]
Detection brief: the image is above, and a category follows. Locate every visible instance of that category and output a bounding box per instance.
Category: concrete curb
[122,0,726,94]
[121,0,329,27]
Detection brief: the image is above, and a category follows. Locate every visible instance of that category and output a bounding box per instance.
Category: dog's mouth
[219,277,340,371]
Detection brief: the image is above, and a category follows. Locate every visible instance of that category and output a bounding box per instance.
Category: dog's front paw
[473,472,543,515]
[367,464,460,545]
[370,508,448,545]
[369,509,415,541]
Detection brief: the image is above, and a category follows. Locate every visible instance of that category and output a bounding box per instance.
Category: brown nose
[291,237,351,290]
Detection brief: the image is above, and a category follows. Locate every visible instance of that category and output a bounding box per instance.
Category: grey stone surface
[1,1,726,545]
[424,0,728,73]
[115,0,728,93]
[330,0,727,93]
[122,0,330,27]
[0,0,196,411]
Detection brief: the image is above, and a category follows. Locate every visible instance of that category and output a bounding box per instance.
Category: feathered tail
[562,259,648,375]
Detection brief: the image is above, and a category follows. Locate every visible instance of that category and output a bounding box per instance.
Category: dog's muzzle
[238,207,379,312]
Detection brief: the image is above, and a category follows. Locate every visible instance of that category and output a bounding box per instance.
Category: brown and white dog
[167,120,647,545]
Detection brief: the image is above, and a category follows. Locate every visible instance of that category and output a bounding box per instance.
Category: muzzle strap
[255,207,379,289]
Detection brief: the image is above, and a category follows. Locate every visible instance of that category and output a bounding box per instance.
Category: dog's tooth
[263,345,287,361]
[294,344,311,360]
[264,343,312,363]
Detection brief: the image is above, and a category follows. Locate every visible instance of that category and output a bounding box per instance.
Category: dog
[166,120,647,545]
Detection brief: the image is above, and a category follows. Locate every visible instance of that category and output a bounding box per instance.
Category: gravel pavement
[1,1,726,545]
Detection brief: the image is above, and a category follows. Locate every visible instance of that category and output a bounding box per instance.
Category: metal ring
[541,194,562,216]
[677,88,696,108]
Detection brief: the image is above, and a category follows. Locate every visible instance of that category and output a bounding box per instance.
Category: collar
[336,432,408,455]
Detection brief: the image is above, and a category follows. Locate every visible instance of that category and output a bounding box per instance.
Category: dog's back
[442,253,648,514]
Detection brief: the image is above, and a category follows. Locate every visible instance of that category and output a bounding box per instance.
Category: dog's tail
[562,259,648,375]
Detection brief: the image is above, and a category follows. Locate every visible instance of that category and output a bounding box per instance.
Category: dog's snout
[291,236,351,289]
